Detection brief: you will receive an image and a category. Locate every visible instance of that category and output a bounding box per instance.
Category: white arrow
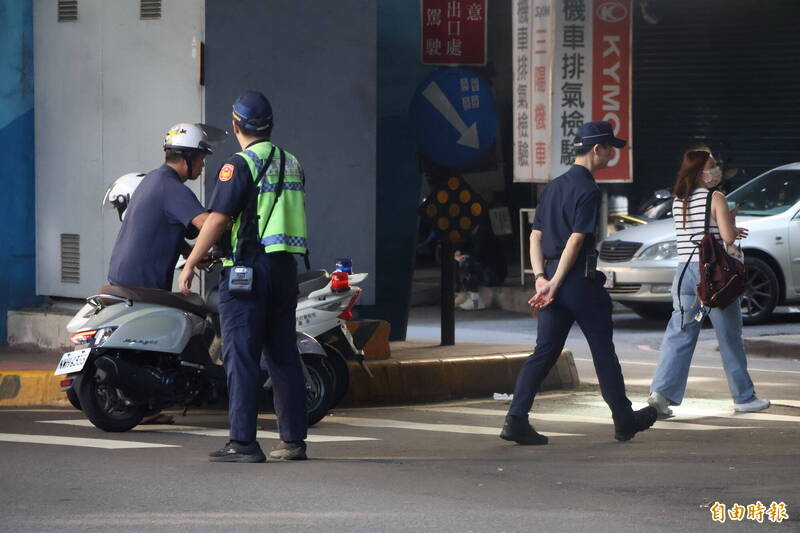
[422,81,480,149]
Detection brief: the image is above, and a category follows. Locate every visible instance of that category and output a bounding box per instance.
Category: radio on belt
[228,265,254,296]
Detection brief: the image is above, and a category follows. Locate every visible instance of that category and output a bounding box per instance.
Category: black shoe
[614,406,658,442]
[208,441,266,463]
[500,415,549,445]
[268,440,307,461]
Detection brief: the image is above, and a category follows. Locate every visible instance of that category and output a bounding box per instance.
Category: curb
[0,351,579,408]
[742,339,800,360]
[342,350,579,405]
[0,371,70,408]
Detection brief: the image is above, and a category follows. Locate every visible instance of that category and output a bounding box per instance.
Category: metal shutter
[631,0,800,203]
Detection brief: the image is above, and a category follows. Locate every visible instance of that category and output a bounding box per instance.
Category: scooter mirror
[653,189,671,200]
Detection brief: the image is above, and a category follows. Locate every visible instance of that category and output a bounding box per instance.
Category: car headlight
[636,241,677,261]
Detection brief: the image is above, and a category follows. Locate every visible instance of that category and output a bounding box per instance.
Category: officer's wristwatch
[534,273,546,281]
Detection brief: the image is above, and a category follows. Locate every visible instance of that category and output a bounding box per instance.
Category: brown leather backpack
[677,190,746,326]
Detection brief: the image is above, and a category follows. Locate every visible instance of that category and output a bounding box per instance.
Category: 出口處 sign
[421,0,487,66]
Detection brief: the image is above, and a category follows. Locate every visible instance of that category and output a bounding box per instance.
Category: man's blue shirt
[532,164,601,260]
[108,165,205,291]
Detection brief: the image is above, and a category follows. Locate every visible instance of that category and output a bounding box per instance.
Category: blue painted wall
[0,0,40,343]
[356,1,437,339]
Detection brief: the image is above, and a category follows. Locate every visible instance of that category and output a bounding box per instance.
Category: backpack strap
[704,189,714,234]
[233,146,276,265]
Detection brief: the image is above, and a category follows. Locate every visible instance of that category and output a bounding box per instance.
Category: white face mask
[702,165,722,187]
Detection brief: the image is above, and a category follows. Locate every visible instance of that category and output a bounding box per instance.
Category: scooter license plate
[54,348,91,376]
[603,271,615,289]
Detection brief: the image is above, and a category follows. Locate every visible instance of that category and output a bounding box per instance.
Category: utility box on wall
[34,0,204,298]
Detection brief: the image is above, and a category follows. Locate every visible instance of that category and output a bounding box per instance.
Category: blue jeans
[650,261,755,405]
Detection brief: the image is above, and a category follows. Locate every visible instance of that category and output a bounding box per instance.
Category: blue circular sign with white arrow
[409,67,497,168]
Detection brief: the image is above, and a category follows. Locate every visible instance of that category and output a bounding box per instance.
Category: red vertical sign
[421,0,487,66]
[592,0,632,182]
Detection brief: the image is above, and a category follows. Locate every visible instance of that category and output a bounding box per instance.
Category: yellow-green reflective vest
[225,141,308,266]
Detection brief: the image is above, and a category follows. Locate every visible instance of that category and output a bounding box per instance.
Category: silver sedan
[598,162,800,324]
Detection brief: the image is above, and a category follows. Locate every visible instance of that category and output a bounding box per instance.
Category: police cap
[574,121,626,149]
[232,90,274,132]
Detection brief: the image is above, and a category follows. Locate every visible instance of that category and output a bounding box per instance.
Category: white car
[598,162,800,324]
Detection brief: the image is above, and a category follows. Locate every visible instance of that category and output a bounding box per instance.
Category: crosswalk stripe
[0,432,178,449]
[37,419,377,443]
[772,399,800,409]
[414,407,760,431]
[258,414,582,438]
[580,399,800,424]
[574,357,800,375]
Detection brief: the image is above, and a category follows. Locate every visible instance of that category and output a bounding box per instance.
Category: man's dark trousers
[219,252,307,443]
[508,262,634,426]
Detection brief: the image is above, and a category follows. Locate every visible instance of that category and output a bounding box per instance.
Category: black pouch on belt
[584,250,598,279]
[228,265,254,296]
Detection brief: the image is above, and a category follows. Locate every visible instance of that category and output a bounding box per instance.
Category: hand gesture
[736,227,749,239]
[528,277,558,309]
[178,267,195,295]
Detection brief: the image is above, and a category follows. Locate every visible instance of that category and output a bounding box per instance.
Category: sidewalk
[0,342,579,408]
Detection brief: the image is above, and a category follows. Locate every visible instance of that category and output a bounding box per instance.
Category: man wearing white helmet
[107,123,213,293]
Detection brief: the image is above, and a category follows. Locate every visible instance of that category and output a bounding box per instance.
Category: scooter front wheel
[321,345,350,409]
[301,354,334,427]
[77,364,145,432]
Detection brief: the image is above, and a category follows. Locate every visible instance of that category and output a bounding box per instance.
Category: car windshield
[726,169,800,216]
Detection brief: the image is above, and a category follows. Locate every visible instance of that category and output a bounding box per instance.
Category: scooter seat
[297,269,330,298]
[98,285,209,317]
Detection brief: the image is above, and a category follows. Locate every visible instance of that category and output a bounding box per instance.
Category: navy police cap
[574,121,626,149]
[232,90,273,131]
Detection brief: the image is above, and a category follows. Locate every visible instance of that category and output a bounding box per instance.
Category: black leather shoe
[500,415,549,445]
[614,406,658,442]
[208,441,266,463]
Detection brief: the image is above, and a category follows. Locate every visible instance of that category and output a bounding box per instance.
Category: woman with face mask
[647,148,770,418]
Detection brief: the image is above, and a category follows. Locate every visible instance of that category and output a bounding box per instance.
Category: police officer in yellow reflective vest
[180,90,308,463]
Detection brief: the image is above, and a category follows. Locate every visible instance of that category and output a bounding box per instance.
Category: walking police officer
[180,90,308,463]
[500,121,657,445]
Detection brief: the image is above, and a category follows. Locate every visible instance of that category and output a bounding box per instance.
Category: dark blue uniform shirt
[108,165,205,291]
[532,164,601,260]
[207,149,255,218]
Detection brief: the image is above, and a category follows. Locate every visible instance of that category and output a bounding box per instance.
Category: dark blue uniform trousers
[219,252,307,443]
[508,264,634,427]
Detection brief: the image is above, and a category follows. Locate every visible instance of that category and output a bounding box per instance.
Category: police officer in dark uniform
[179,91,308,463]
[500,121,657,445]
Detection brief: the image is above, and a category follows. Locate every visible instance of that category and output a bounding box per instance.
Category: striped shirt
[673,188,722,262]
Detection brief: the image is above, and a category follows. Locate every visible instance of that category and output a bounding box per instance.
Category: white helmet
[102,172,146,221]
[163,123,214,154]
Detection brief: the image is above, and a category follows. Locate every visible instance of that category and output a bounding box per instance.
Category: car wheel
[625,302,672,321]
[742,256,778,325]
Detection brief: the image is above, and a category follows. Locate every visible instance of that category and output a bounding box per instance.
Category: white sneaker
[734,397,770,413]
[454,292,469,307]
[459,292,486,311]
[647,391,673,418]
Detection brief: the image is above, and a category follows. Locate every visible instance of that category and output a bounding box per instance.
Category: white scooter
[55,278,338,431]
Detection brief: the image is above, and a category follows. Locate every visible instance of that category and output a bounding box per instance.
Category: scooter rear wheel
[66,384,82,411]
[77,363,145,432]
